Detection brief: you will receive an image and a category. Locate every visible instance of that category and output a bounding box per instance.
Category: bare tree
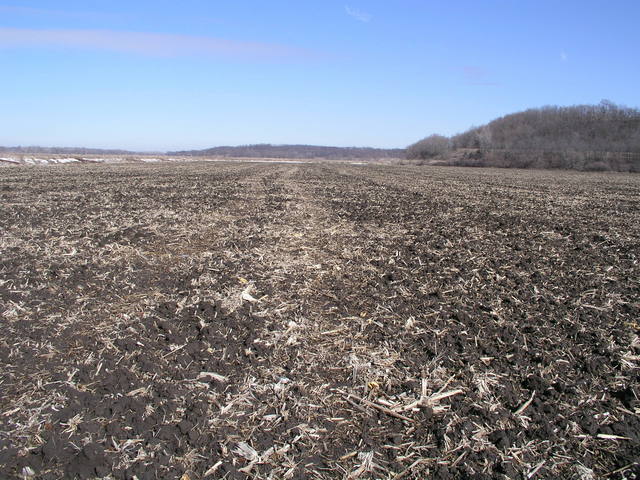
[406,134,450,159]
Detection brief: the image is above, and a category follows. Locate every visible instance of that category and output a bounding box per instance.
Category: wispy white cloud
[0,27,311,60]
[345,5,372,23]
[560,51,568,62]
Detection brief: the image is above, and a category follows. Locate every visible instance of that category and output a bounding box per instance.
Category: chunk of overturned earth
[65,443,109,479]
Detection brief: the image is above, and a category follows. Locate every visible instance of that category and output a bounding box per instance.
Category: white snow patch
[18,157,80,165]
[52,157,80,164]
[247,159,305,164]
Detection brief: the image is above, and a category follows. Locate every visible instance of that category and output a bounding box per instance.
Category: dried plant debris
[1,162,639,479]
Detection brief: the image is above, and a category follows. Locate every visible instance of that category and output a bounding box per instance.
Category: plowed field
[1,163,639,479]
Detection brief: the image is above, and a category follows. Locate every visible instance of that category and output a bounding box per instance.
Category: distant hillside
[169,144,404,159]
[0,146,138,155]
[407,101,640,171]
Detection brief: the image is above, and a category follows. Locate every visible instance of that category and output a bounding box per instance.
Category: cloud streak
[345,6,372,23]
[0,27,311,60]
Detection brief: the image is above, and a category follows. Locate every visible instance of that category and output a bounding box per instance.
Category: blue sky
[1,1,639,151]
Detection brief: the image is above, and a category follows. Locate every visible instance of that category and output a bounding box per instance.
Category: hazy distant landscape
[3,101,638,171]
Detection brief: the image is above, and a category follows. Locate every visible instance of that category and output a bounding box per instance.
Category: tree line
[169,144,404,159]
[407,101,640,171]
[0,146,138,155]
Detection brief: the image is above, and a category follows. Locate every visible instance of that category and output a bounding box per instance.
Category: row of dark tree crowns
[168,144,404,159]
[0,146,138,155]
[406,101,640,159]
[0,144,403,159]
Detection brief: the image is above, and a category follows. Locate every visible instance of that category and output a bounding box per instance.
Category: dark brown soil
[1,162,639,479]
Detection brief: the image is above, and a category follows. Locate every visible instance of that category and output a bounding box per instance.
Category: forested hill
[451,102,640,152]
[407,101,640,171]
[169,144,404,159]
[0,146,137,155]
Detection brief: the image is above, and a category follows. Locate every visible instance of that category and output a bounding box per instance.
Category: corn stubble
[1,162,639,479]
